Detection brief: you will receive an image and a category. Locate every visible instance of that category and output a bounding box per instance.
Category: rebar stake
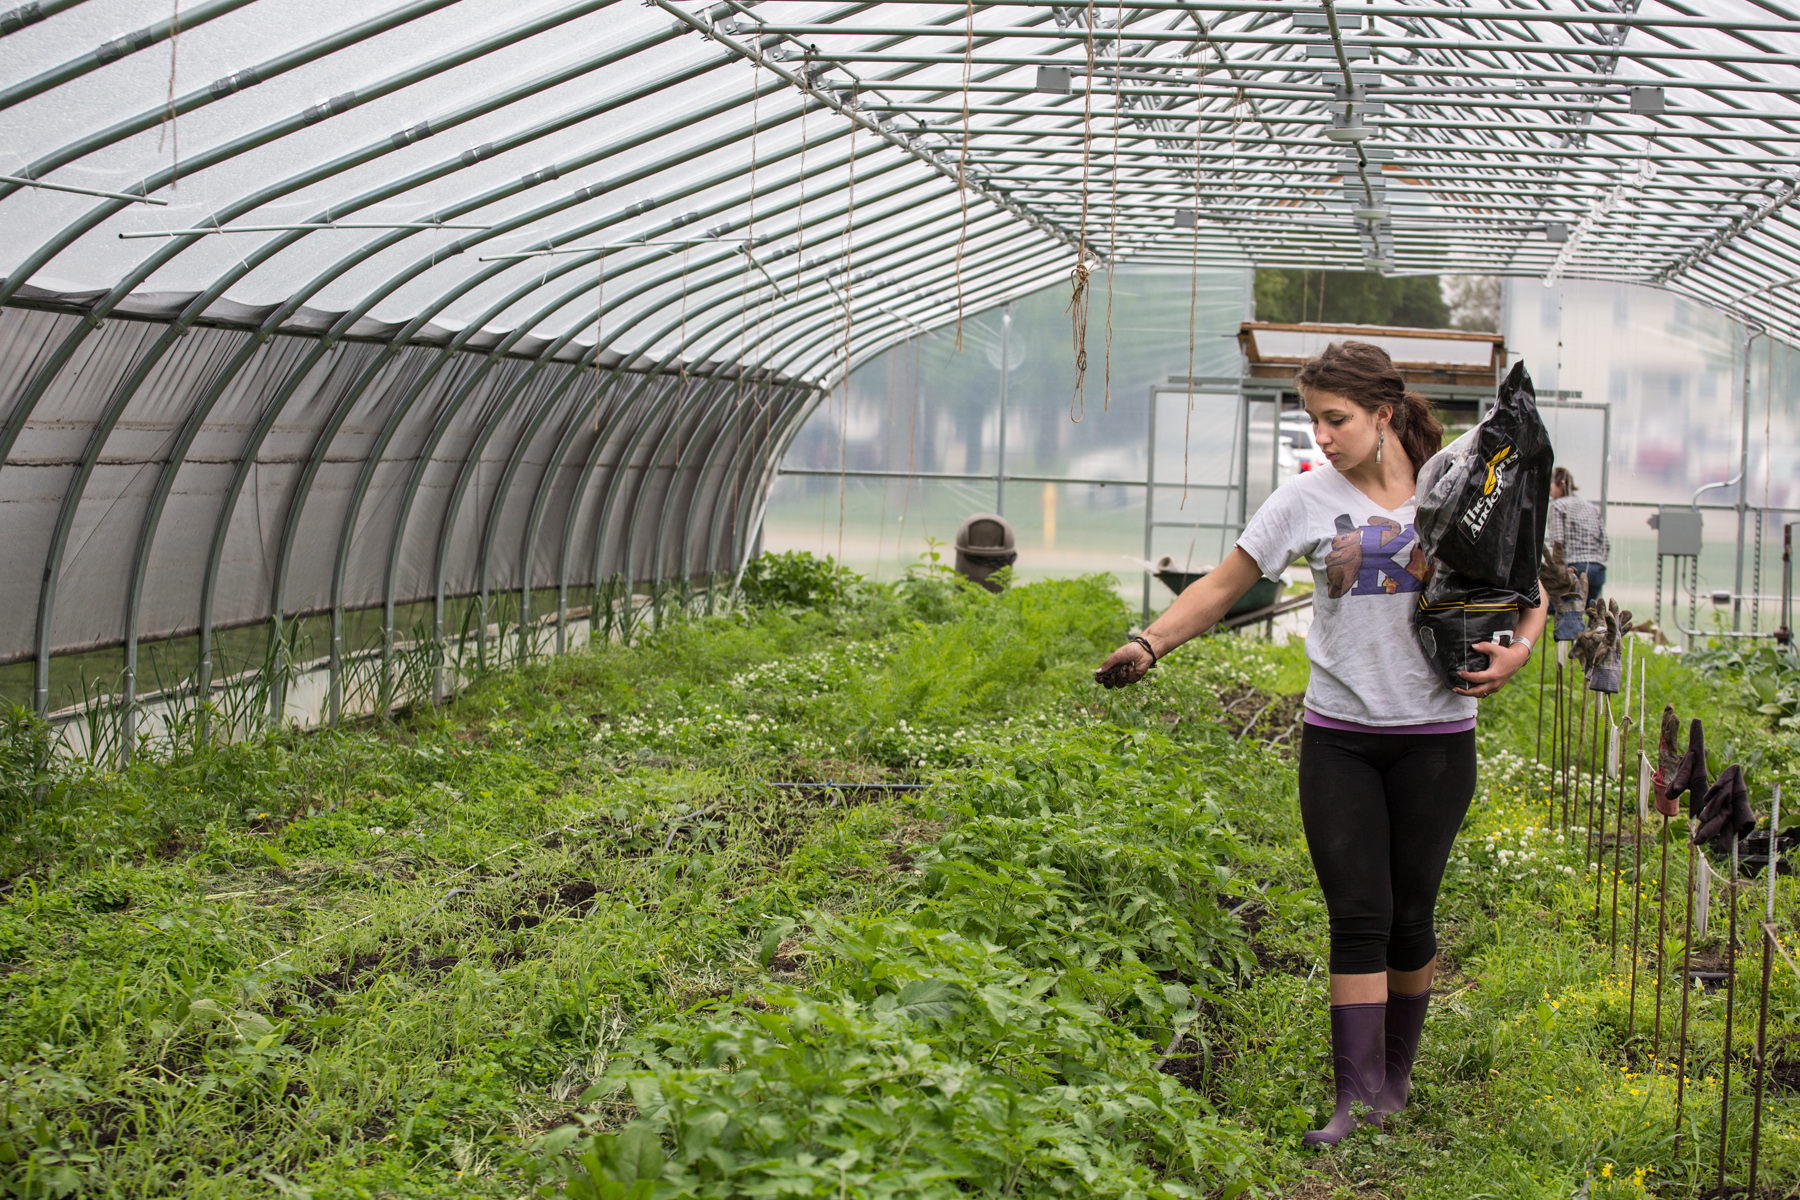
[1591,708,1608,923]
[1554,660,1567,826]
[1675,838,1696,1158]
[1715,838,1739,1200]
[1534,640,1548,765]
[1745,922,1776,1199]
[1610,718,1631,964]
[1570,680,1589,832]
[1654,825,1670,1054]
[1628,731,1645,1036]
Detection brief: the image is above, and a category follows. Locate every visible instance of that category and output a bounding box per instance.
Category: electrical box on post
[1650,507,1703,556]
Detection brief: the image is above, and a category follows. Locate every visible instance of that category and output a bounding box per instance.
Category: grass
[0,559,1795,1199]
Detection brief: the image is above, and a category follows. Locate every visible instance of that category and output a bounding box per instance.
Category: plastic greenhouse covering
[7,0,1800,721]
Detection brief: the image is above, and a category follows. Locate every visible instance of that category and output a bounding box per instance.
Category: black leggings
[1297,722,1478,975]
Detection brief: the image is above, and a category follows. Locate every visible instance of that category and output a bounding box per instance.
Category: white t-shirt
[1235,464,1476,728]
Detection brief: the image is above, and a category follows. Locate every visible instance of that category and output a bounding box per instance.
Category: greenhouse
[1,3,1799,1198]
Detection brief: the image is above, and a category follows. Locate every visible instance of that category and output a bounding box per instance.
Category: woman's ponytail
[1393,389,1443,470]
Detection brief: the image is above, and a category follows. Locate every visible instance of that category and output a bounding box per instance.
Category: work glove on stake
[1654,705,1682,818]
[1542,540,1587,642]
[1666,718,1710,818]
[1572,603,1608,676]
[1693,764,1756,853]
[1585,600,1630,694]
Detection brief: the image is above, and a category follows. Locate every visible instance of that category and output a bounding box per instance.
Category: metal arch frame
[434,110,921,671]
[504,1,1087,628]
[109,34,761,722]
[11,7,690,716]
[312,184,771,718]
[0,0,463,205]
[25,2,1800,707]
[581,202,1059,605]
[634,211,1069,592]
[625,221,1070,603]
[531,183,1061,636]
[0,0,258,112]
[412,131,891,678]
[66,6,681,726]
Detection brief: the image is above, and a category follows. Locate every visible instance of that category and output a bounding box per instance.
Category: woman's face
[1304,389,1388,472]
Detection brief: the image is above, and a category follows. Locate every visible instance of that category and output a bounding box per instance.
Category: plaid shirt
[1548,494,1609,564]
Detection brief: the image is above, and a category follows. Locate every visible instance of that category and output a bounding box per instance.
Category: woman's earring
[1377,429,1385,465]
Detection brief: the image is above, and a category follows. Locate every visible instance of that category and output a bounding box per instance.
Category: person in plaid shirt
[1549,466,1608,600]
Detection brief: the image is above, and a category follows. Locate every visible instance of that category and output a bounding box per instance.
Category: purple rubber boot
[1377,986,1431,1116]
[1302,1003,1386,1148]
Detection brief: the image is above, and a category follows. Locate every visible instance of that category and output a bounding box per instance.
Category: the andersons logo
[1458,445,1514,539]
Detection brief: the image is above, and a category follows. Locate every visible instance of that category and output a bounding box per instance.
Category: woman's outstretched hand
[1094,641,1155,688]
[1453,641,1533,698]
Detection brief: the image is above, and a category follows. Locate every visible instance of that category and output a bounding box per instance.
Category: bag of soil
[1414,361,1553,594]
[1412,568,1532,691]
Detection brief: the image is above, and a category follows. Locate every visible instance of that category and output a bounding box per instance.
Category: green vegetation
[1254,269,1450,329]
[0,556,1795,1198]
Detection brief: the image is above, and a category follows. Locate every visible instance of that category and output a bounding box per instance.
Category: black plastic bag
[1414,361,1553,595]
[1413,567,1532,692]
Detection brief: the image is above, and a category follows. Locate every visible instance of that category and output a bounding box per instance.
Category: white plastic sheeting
[9,1,1800,714]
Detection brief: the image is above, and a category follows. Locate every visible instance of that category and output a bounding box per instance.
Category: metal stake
[1591,704,1608,922]
[1534,639,1548,765]
[1675,838,1696,1157]
[1654,819,1671,1055]
[1715,836,1739,1199]
[1745,922,1776,1199]
[1628,731,1646,1034]
[1571,681,1590,833]
[1553,660,1566,825]
[1610,717,1630,962]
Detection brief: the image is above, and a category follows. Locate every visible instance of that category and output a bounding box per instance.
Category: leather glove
[1540,539,1579,598]
[1586,600,1631,694]
[1693,763,1756,851]
[1654,704,1681,817]
[1572,603,1607,672]
[1666,717,1710,818]
[1544,542,1588,641]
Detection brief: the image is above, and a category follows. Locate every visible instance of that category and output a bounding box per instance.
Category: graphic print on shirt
[1323,514,1430,599]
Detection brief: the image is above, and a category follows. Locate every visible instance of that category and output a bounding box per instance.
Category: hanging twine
[1067,251,1097,422]
[1105,0,1122,410]
[1069,0,1096,424]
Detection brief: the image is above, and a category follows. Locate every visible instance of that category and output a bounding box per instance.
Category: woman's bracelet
[1128,634,1158,667]
[1511,634,1533,655]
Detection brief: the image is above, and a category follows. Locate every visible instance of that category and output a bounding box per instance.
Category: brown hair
[1552,466,1577,493]
[1295,340,1443,472]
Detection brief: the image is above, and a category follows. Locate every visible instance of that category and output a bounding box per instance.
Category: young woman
[1096,341,1547,1147]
